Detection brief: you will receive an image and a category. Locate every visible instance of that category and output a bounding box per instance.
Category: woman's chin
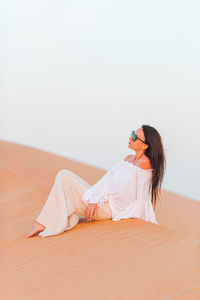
[128,144,134,150]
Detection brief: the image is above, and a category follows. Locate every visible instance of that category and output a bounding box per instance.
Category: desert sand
[0,140,200,300]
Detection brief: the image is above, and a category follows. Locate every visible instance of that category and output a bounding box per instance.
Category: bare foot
[27,220,46,238]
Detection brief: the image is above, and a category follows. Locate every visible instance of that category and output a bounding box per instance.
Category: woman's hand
[85,203,98,221]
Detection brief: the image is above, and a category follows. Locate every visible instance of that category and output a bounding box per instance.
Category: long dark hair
[142,124,166,209]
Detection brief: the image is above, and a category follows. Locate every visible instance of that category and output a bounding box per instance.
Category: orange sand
[0,140,200,299]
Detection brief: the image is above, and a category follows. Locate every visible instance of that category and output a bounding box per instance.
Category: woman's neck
[133,151,145,161]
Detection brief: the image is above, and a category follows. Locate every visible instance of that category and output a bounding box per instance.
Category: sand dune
[0,140,200,299]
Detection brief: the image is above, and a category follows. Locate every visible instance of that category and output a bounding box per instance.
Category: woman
[27,124,166,238]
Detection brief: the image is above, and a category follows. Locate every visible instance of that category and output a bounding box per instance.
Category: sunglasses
[130,130,148,144]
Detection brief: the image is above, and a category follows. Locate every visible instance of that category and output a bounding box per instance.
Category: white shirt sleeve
[81,160,121,206]
[136,171,152,204]
[81,171,110,206]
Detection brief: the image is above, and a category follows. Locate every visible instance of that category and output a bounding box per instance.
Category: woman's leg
[92,199,112,221]
[27,169,91,238]
[27,169,112,238]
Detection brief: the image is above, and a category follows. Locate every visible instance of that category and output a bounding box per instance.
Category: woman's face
[128,128,148,151]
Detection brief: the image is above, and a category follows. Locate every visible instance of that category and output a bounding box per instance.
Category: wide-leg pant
[36,169,112,237]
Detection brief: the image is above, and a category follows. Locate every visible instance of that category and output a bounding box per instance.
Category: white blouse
[81,159,159,225]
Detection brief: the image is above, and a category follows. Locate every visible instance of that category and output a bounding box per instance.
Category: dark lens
[130,130,137,142]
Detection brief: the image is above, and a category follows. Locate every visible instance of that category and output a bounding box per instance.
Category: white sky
[1,0,200,201]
